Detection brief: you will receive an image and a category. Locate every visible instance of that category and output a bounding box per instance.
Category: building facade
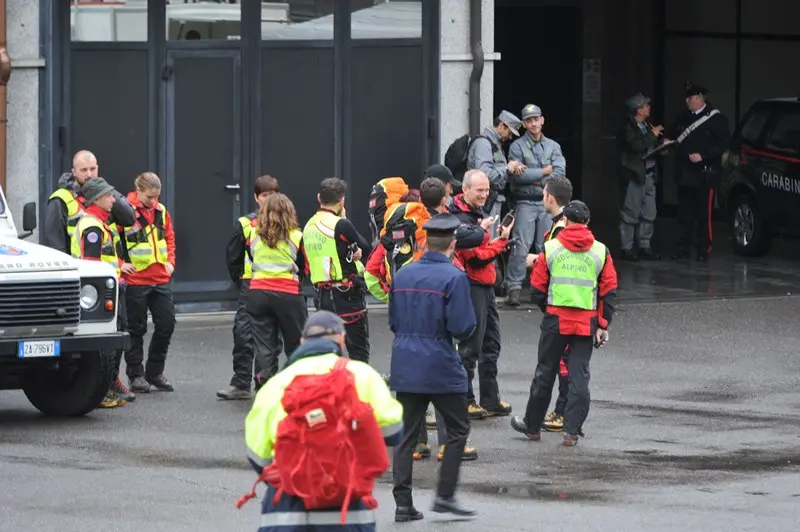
[4,0,798,306]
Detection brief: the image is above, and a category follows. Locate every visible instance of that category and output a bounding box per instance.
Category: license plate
[17,340,61,359]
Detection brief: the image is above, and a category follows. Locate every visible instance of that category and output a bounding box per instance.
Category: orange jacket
[121,192,176,286]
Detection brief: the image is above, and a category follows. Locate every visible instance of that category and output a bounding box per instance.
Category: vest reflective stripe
[260,509,375,527]
[302,211,343,284]
[547,217,567,241]
[250,229,303,282]
[544,239,606,310]
[49,188,85,240]
[71,215,120,278]
[239,214,255,280]
[120,203,169,271]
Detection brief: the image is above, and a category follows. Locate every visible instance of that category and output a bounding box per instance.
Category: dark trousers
[114,283,128,381]
[676,185,715,257]
[230,281,268,389]
[554,350,570,416]
[457,284,501,408]
[246,289,307,382]
[393,393,469,506]
[417,408,447,447]
[523,330,593,435]
[124,283,176,379]
[314,283,370,363]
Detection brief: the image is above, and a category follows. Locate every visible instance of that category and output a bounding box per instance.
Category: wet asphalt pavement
[3,251,800,531]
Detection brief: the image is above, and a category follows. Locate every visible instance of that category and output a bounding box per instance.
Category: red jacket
[530,224,618,336]
[448,194,507,286]
[121,192,176,286]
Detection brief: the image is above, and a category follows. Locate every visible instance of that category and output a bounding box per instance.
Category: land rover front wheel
[730,193,770,257]
[21,349,116,417]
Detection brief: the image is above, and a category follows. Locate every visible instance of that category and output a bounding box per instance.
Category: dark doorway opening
[494,2,583,199]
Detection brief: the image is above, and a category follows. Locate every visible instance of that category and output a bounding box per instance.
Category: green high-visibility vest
[120,203,169,272]
[49,188,85,243]
[543,238,607,310]
[71,215,121,278]
[302,210,344,284]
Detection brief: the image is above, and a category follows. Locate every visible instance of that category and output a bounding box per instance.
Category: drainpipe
[0,0,9,191]
[468,0,483,137]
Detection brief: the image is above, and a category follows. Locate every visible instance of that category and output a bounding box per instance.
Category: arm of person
[79,227,105,261]
[364,246,390,303]
[459,232,508,269]
[244,382,279,473]
[225,222,247,285]
[454,222,487,249]
[294,237,306,281]
[360,365,404,446]
[700,115,732,162]
[164,210,176,272]
[116,225,132,263]
[529,248,551,312]
[109,191,136,227]
[596,249,619,329]
[622,123,659,155]
[550,141,567,176]
[445,271,477,340]
[472,138,508,189]
[336,218,373,256]
[42,198,69,253]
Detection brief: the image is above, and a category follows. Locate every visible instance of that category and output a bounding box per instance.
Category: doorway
[164,48,242,302]
[494,2,583,198]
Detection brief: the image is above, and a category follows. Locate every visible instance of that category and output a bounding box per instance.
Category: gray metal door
[164,49,242,299]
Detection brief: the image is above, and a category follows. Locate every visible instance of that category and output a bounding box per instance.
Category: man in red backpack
[243,311,403,532]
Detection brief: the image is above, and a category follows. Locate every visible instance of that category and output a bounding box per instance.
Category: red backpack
[236,358,389,525]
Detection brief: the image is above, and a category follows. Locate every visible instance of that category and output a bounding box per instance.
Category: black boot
[505,289,521,307]
[431,497,477,518]
[395,506,424,522]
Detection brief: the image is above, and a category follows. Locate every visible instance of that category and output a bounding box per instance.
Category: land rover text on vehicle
[720,97,800,256]
[0,186,129,416]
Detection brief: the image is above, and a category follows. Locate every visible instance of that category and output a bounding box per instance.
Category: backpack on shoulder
[235,358,389,526]
[444,134,498,183]
[368,177,409,244]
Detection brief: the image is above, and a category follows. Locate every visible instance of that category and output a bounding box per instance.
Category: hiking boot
[129,376,151,393]
[110,376,135,403]
[395,506,424,523]
[482,401,512,417]
[413,443,431,461]
[217,385,252,401]
[638,248,661,260]
[467,403,488,420]
[563,433,580,447]
[146,374,174,392]
[431,496,476,518]
[510,416,541,440]
[438,444,478,462]
[542,412,564,432]
[99,389,126,409]
[505,289,520,307]
[425,410,437,429]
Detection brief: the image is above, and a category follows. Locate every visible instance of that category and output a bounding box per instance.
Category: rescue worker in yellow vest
[43,150,135,255]
[244,310,403,532]
[246,192,308,387]
[70,178,129,409]
[302,178,372,363]
[511,201,618,446]
[118,172,176,394]
[219,175,282,400]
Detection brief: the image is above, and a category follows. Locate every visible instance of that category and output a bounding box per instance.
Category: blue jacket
[388,252,476,394]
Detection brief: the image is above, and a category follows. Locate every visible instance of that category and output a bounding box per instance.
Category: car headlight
[80,284,99,310]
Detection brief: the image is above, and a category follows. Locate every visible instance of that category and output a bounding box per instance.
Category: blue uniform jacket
[388,251,476,394]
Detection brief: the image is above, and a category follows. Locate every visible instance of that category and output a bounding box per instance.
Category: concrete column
[439,0,496,161]
[6,0,41,240]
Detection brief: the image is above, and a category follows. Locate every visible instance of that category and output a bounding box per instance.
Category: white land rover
[0,186,129,416]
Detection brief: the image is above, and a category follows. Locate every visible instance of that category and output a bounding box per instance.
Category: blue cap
[498,110,522,136]
[423,212,461,235]
[521,104,543,120]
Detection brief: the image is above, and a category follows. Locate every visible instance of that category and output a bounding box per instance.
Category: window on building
[349,0,421,40]
[167,0,241,41]
[261,1,333,41]
[766,111,800,155]
[71,0,149,42]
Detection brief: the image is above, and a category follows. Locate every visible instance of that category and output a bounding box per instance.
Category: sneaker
[110,376,136,403]
[217,385,252,401]
[413,443,431,461]
[482,401,512,417]
[146,374,174,392]
[510,416,541,440]
[425,410,437,429]
[467,403,488,420]
[620,249,639,261]
[505,289,520,307]
[99,389,126,409]
[129,376,151,393]
[438,444,478,461]
[563,432,579,446]
[543,412,564,432]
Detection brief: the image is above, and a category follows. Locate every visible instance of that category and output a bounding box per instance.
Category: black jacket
[42,173,136,254]
[617,116,659,184]
[226,211,256,286]
[668,103,731,188]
